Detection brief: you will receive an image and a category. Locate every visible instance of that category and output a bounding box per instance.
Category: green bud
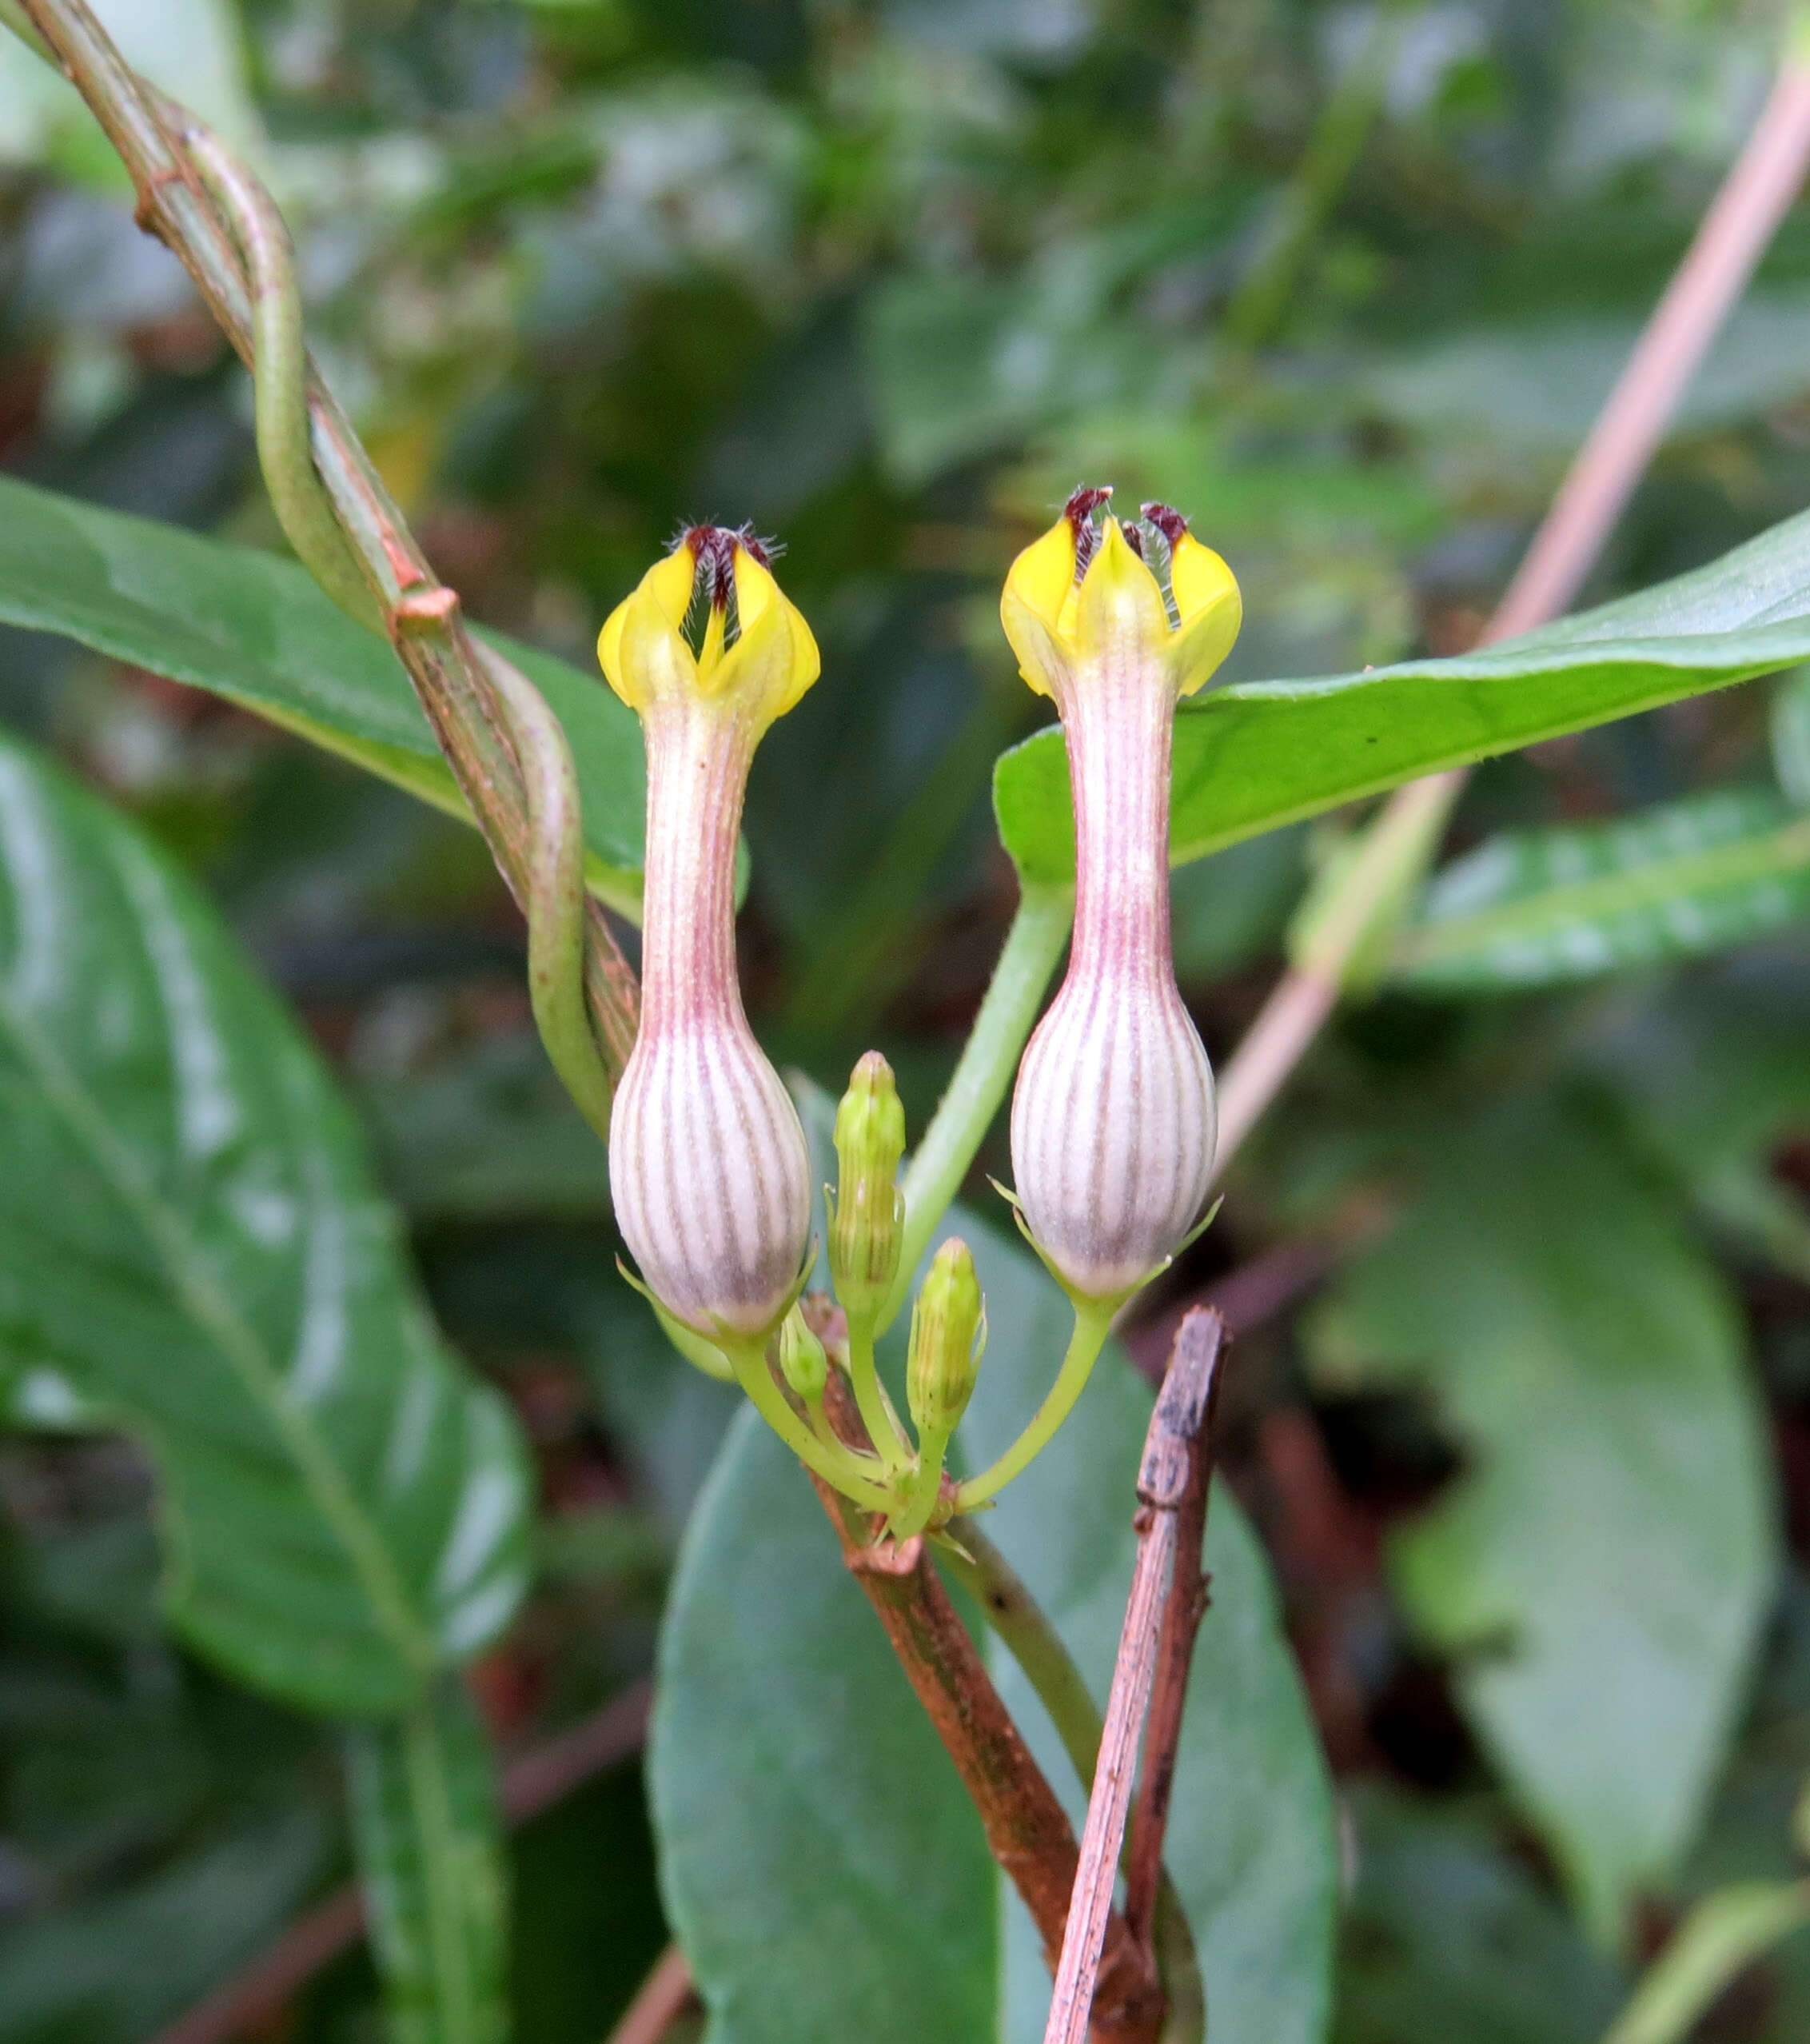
[830,1051,907,1324]
[906,1239,984,1442]
[778,1307,828,1404]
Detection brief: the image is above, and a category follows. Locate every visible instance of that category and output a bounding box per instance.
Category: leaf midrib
[0,983,437,1683]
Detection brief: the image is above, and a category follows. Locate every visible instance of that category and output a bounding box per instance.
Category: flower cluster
[600,487,1239,1516]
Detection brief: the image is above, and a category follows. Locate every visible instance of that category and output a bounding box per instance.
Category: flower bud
[906,1239,984,1442]
[829,1051,907,1324]
[600,527,821,1338]
[777,1307,829,1405]
[1003,489,1241,1302]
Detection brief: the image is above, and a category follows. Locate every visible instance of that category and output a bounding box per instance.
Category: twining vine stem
[12,0,640,1091]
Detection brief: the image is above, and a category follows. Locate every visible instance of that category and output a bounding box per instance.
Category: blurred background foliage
[5,0,1810,2037]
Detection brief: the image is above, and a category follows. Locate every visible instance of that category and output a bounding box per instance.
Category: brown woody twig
[1044,1310,1226,2044]
[14,0,640,1081]
[604,1942,699,2044]
[150,1681,654,2044]
[799,1299,1166,2041]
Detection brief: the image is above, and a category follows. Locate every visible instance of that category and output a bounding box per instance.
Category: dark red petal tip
[1141,502,1190,546]
[1063,485,1114,533]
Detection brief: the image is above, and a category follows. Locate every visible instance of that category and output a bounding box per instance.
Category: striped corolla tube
[598,525,819,1338]
[1004,488,1242,1303]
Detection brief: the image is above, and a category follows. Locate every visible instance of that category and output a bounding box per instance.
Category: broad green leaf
[1304,1100,1776,1944]
[1333,1787,1626,2044]
[0,474,647,913]
[345,1679,510,2044]
[993,507,1810,884]
[1357,292,1810,455]
[651,1212,1336,2044]
[1387,789,1810,992]
[1581,968,1810,1290]
[0,733,532,1714]
[357,1034,610,1222]
[0,1810,326,2043]
[1583,966,1810,1184]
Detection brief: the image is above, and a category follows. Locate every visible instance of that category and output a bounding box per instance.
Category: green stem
[952,1299,1113,1511]
[847,1319,912,1473]
[178,118,620,1136]
[180,117,383,633]
[943,1520,1102,1779]
[725,1340,895,1511]
[889,1427,949,1541]
[8,0,642,1083]
[942,1521,1205,2043]
[473,645,617,1141]
[883,881,1073,1333]
[1604,1882,1810,2044]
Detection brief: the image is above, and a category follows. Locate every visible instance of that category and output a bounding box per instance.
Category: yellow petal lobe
[1072,517,1169,666]
[1000,514,1080,697]
[1167,534,1242,697]
[598,544,704,709]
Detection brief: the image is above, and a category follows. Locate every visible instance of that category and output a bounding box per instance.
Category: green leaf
[0,733,532,1714]
[0,1810,327,2044]
[1580,968,1810,1288]
[1333,1787,1627,2044]
[1357,293,1810,455]
[356,1034,611,1223]
[1304,1100,1776,1944]
[650,1213,1336,2044]
[993,507,1810,884]
[0,473,646,914]
[1387,788,1810,992]
[345,1679,511,2044]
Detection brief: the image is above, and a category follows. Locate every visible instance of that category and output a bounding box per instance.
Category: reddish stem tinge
[1043,1310,1226,2044]
[802,1331,1166,2042]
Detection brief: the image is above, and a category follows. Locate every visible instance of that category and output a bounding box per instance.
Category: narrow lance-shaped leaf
[345,1678,511,2044]
[1387,788,1810,993]
[0,732,532,1715]
[0,473,647,912]
[995,505,1810,882]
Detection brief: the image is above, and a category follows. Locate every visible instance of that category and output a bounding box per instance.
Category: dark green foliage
[2,0,1810,2039]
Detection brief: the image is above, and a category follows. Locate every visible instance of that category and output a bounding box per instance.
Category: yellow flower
[1004,489,1239,1303]
[999,491,1241,708]
[600,527,819,1341]
[598,525,819,730]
